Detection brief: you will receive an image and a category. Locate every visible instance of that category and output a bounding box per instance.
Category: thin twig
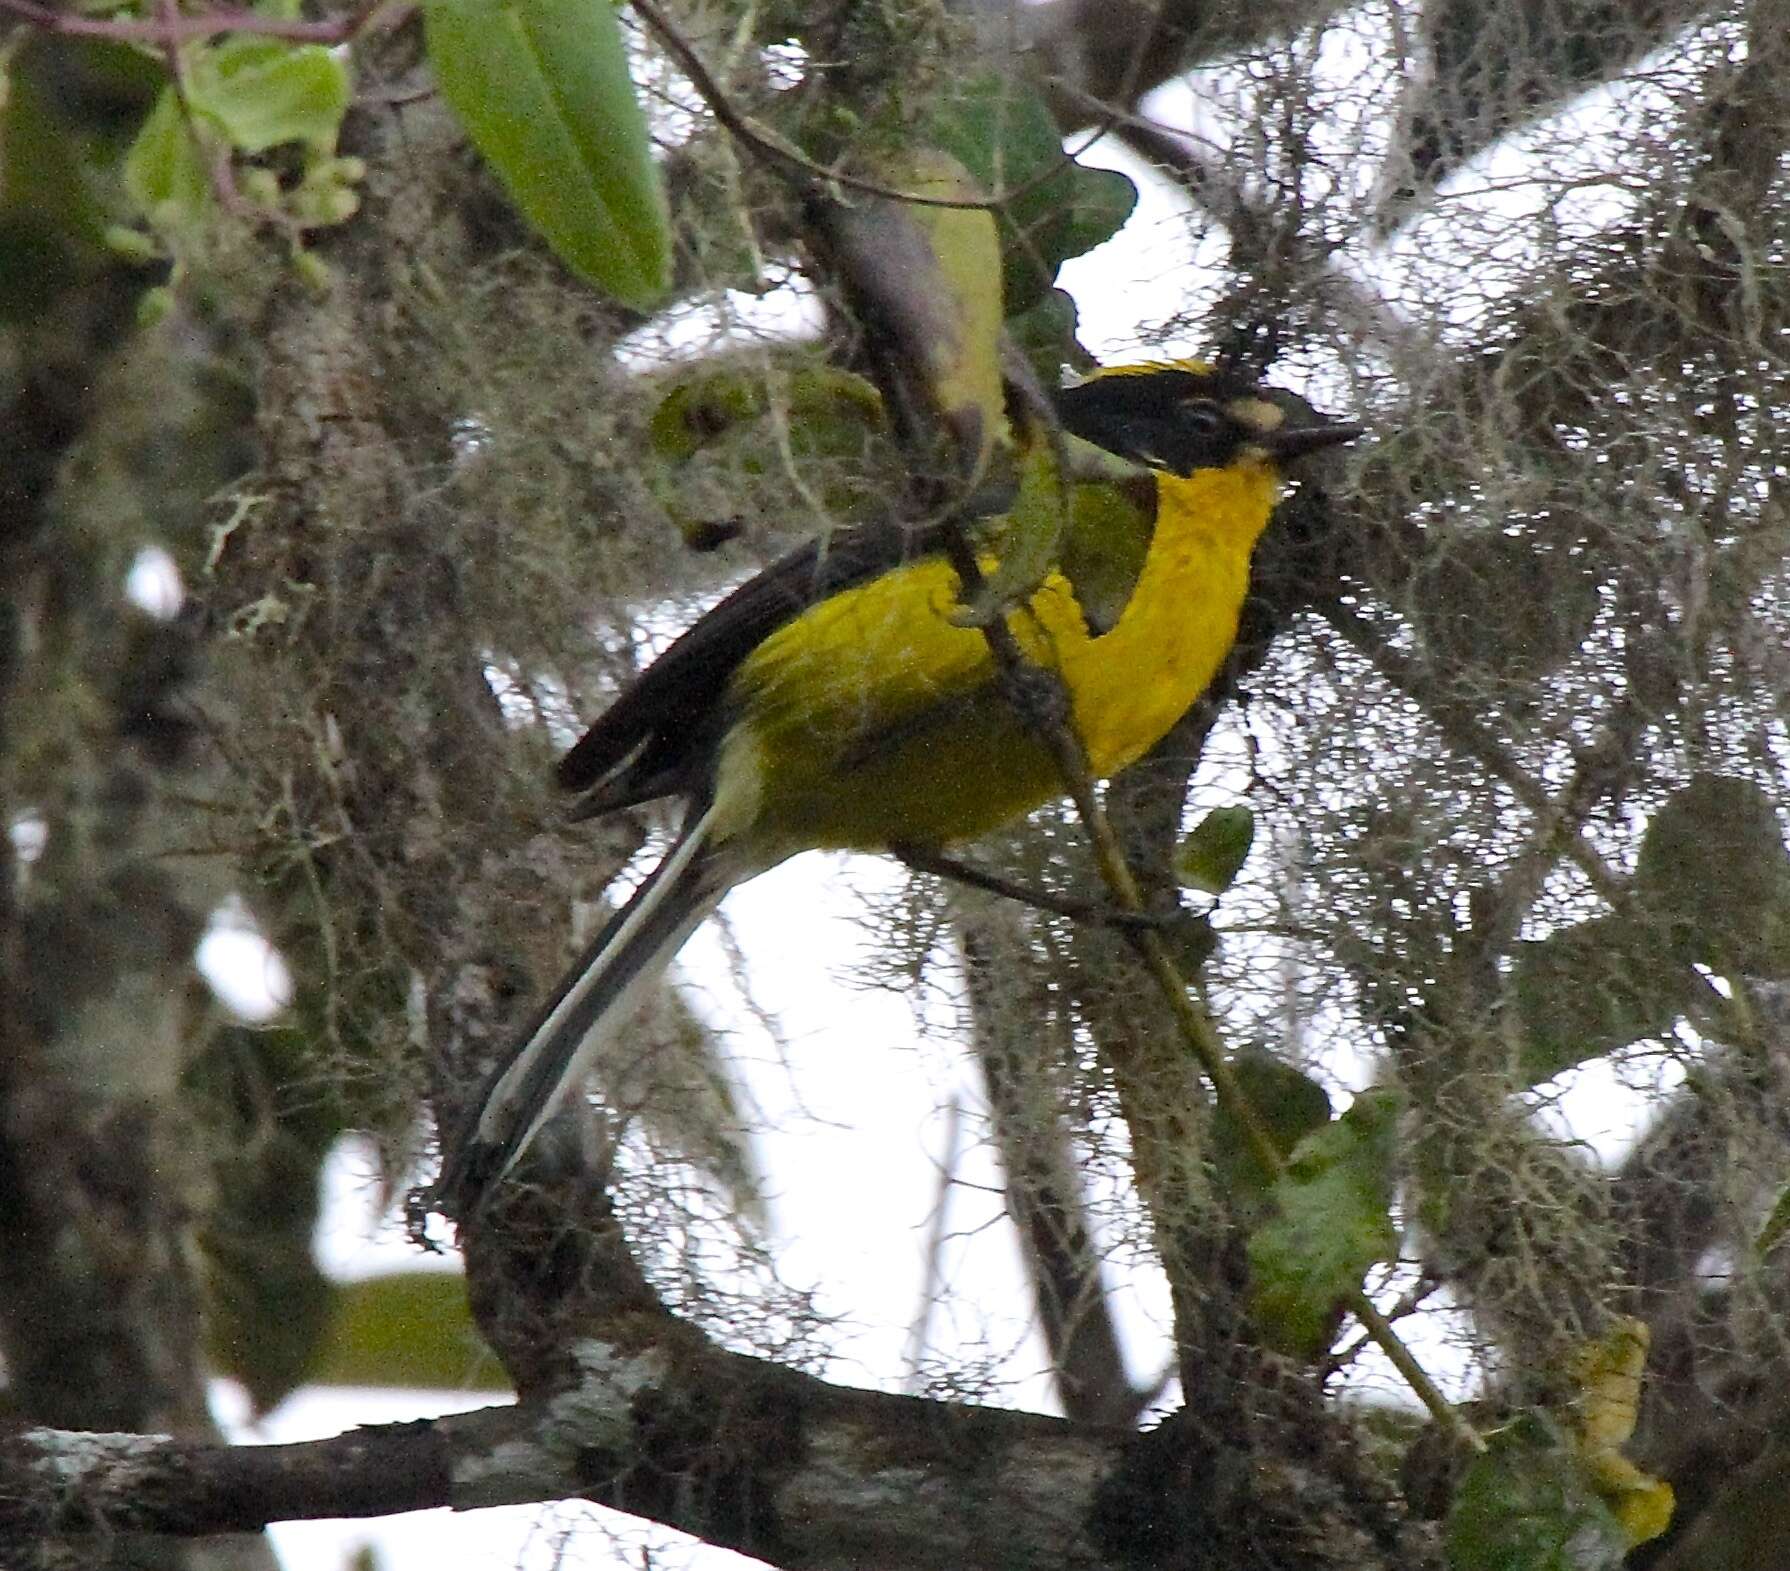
[1324,601,1751,1045]
[1320,1271,1443,1378]
[1058,83,1442,387]
[1321,602,1627,904]
[894,842,1179,931]
[630,0,1111,215]
[902,1093,962,1387]
[938,524,1479,1452]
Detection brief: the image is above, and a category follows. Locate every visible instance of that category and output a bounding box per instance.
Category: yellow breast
[716,459,1281,854]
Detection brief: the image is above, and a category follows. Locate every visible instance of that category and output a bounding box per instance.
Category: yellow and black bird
[437,361,1360,1213]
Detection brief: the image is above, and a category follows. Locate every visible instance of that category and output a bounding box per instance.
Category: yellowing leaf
[890,148,1006,482]
[1584,1452,1676,1548]
[1559,1318,1674,1548]
[1565,1317,1648,1454]
[309,1271,508,1392]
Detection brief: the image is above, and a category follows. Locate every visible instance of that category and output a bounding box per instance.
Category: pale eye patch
[1224,397,1286,433]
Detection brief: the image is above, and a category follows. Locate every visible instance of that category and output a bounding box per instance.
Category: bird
[435,361,1361,1216]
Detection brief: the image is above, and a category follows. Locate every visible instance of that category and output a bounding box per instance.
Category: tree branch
[2,1340,1119,1569]
[0,0,390,45]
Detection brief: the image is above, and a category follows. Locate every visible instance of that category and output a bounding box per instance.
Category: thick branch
[2,1340,1117,1570]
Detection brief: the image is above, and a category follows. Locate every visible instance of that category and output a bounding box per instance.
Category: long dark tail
[435,803,739,1217]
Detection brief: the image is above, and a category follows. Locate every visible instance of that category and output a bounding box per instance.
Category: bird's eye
[1178,398,1225,435]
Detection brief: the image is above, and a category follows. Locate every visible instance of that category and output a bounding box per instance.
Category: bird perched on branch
[435,361,1360,1216]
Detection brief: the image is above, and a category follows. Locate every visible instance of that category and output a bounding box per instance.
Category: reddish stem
[0,0,384,46]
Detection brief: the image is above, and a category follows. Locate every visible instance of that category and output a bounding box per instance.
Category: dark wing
[560,372,1187,815]
[557,517,961,813]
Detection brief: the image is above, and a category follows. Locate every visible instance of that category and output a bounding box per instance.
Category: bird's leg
[891,842,1182,931]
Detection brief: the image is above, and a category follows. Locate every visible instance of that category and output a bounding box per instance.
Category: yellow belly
[717,462,1278,853]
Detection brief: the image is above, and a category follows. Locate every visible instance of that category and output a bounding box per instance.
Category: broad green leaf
[123,86,211,223]
[186,38,350,154]
[956,427,1067,626]
[650,374,772,463]
[646,362,895,539]
[424,0,670,309]
[1212,1049,1333,1206]
[0,66,112,244]
[1447,1414,1628,1571]
[649,364,885,463]
[1247,1088,1401,1358]
[1635,774,1790,978]
[928,74,1138,316]
[1006,287,1095,384]
[1056,473,1154,633]
[1056,164,1138,266]
[1176,805,1256,895]
[208,1252,334,1415]
[307,1271,508,1392]
[0,68,112,317]
[1757,1181,1790,1256]
[1505,914,1688,1086]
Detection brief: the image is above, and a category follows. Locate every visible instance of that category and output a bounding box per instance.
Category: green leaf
[1635,774,1790,978]
[1505,914,1689,1087]
[650,364,885,463]
[1056,163,1137,265]
[186,39,350,154]
[1176,805,1256,895]
[136,282,176,325]
[0,64,112,247]
[956,427,1068,626]
[1758,1182,1790,1256]
[1446,1414,1628,1571]
[651,374,772,463]
[308,1271,509,1392]
[1055,470,1153,633]
[1247,1088,1401,1358]
[423,0,670,310]
[928,74,1138,316]
[645,361,895,540]
[1006,287,1095,384]
[1212,1049,1333,1206]
[123,86,211,223]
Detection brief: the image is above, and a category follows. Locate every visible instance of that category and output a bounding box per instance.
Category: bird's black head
[1053,363,1362,476]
